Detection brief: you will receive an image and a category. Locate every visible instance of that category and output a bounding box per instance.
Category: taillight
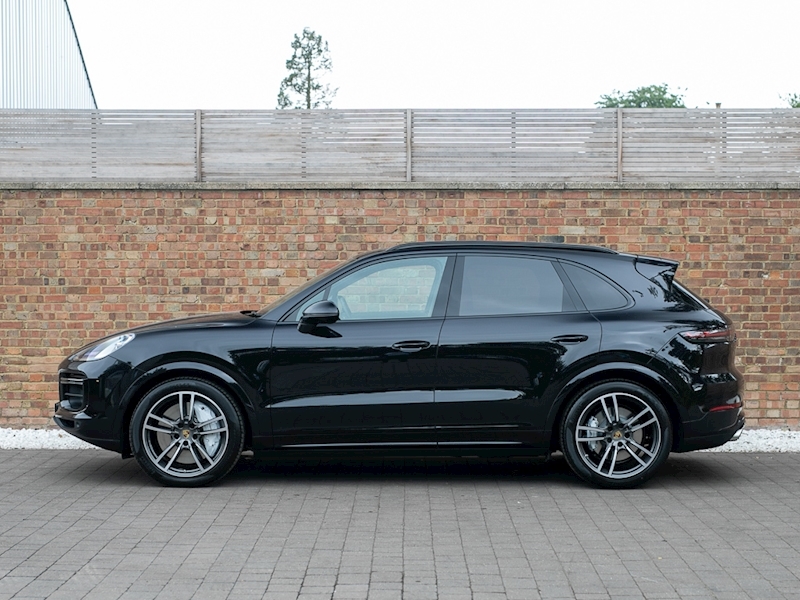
[680,328,735,343]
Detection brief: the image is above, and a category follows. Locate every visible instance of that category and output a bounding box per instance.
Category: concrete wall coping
[2,181,800,191]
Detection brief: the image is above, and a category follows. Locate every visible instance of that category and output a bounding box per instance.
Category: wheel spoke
[629,416,657,433]
[624,407,652,428]
[148,414,177,429]
[600,397,613,423]
[185,393,196,424]
[186,443,206,472]
[192,438,215,463]
[607,445,619,475]
[611,394,620,422]
[155,438,180,463]
[623,442,649,467]
[627,437,656,458]
[144,423,173,435]
[164,444,183,471]
[596,442,613,473]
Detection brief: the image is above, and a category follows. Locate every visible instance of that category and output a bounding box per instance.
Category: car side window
[322,256,448,321]
[455,255,575,316]
[561,263,629,311]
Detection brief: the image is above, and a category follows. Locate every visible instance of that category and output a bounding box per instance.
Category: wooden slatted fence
[1,108,799,183]
[621,109,800,181]
[0,110,197,180]
[411,109,619,182]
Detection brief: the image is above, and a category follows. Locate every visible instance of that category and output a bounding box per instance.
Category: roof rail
[383,241,618,254]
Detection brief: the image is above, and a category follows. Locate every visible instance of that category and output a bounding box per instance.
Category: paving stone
[1,451,800,598]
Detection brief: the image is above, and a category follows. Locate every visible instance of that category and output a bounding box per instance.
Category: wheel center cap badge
[613,430,622,439]
[182,429,190,439]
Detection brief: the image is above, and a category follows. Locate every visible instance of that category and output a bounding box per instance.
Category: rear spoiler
[634,256,679,291]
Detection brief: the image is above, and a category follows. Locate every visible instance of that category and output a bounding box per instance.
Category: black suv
[55,242,744,488]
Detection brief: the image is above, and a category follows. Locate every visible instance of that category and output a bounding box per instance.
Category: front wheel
[561,381,672,488]
[130,378,244,487]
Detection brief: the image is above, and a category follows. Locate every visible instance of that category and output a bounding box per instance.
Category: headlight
[72,334,135,362]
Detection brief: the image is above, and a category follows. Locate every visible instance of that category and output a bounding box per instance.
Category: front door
[268,255,453,448]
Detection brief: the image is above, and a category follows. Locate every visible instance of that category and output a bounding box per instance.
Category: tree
[596,84,686,108]
[277,28,337,109]
[781,93,800,108]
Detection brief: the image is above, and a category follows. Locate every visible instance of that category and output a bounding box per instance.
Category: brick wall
[1,186,798,428]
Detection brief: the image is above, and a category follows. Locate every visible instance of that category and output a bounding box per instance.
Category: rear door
[435,253,601,449]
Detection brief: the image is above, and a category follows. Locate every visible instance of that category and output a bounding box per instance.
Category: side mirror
[297,300,340,333]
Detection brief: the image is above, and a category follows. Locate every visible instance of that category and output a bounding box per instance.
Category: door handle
[550,334,589,344]
[391,340,432,353]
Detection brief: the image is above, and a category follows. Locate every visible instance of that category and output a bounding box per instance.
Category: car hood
[125,311,260,335]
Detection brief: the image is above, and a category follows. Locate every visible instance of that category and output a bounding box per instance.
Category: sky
[67,0,799,111]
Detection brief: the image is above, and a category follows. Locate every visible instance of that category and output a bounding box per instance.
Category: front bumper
[53,356,132,454]
[54,404,122,453]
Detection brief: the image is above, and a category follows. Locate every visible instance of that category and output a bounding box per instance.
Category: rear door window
[452,255,576,316]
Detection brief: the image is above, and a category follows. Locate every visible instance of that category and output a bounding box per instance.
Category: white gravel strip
[699,428,800,453]
[0,427,96,450]
[0,427,799,452]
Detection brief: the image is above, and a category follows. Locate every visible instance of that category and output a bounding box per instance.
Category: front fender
[115,360,265,457]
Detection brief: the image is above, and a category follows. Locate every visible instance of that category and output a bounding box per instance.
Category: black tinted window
[457,256,575,316]
[562,263,628,311]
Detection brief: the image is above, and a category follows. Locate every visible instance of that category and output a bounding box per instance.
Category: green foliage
[596,84,686,108]
[277,28,337,109]
[782,93,800,108]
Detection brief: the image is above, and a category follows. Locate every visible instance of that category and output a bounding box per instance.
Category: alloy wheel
[141,390,230,479]
[573,390,662,480]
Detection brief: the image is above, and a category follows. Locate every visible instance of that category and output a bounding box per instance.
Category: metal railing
[1,0,96,109]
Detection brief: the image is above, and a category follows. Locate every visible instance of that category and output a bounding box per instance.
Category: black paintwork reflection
[269,319,443,446]
[305,325,342,338]
[436,313,601,445]
[658,323,742,414]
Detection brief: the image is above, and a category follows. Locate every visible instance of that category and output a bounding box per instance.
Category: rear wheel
[130,378,244,486]
[561,381,672,488]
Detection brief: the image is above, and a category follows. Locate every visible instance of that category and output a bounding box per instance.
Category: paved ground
[0,451,798,600]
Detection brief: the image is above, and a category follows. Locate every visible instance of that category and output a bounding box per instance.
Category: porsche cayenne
[54,242,745,488]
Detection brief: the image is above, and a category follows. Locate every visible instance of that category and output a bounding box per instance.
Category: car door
[268,254,454,448]
[435,253,601,449]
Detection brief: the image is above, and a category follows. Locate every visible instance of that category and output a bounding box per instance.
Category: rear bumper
[675,408,746,453]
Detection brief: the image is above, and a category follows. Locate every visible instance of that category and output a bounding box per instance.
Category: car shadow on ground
[35,449,748,489]
[226,452,579,486]
[222,451,744,488]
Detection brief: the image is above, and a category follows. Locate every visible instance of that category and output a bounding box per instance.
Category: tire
[129,378,244,487]
[561,381,672,489]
